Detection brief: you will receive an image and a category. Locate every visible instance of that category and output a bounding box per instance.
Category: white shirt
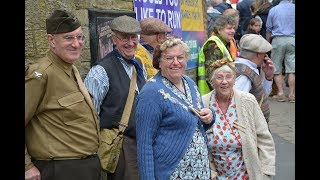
[234,57,272,97]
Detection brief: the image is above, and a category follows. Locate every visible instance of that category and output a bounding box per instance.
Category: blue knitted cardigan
[136,72,215,180]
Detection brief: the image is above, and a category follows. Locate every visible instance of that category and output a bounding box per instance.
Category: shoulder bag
[97,67,137,173]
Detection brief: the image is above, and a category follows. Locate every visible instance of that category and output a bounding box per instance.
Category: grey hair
[152,35,190,69]
[239,49,257,59]
[159,36,190,60]
[213,15,237,34]
[211,64,236,81]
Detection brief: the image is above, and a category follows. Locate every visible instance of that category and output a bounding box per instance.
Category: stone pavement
[267,86,295,180]
[272,133,295,180]
[268,88,295,144]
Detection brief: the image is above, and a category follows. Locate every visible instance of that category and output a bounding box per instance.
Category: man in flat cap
[84,15,146,180]
[234,34,274,123]
[25,9,101,180]
[135,17,172,79]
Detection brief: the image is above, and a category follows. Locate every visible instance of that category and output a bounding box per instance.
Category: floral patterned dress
[207,93,249,180]
[161,77,211,180]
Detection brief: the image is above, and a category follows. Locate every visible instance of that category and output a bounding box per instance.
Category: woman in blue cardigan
[135,35,215,180]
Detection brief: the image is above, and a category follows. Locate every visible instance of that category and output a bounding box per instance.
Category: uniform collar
[47,50,74,77]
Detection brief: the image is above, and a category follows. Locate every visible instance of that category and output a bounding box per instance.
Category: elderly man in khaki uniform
[84,15,146,180]
[25,9,101,180]
[135,17,172,79]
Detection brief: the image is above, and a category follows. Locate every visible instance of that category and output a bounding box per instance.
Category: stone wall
[25,0,207,81]
[25,0,134,79]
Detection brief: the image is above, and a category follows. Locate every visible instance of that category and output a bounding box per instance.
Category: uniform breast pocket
[58,92,88,125]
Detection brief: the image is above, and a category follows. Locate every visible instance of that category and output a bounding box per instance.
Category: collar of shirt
[234,57,259,74]
[47,50,73,77]
[215,34,229,46]
[140,41,154,54]
[112,48,145,83]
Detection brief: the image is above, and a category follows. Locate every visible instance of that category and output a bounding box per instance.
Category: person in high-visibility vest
[198,15,238,95]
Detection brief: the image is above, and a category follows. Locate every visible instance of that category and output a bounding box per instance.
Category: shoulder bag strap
[118,67,137,133]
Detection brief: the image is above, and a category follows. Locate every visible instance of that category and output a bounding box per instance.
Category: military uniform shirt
[25,50,100,170]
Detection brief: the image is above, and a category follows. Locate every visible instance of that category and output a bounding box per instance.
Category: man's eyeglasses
[114,34,138,43]
[62,34,85,43]
[162,55,185,63]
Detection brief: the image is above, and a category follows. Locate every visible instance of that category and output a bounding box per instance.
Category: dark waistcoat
[97,53,146,138]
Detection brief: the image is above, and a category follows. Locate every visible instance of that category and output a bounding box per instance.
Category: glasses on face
[62,34,85,43]
[114,34,138,43]
[215,74,234,81]
[162,55,185,63]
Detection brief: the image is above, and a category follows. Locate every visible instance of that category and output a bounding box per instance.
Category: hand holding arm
[199,107,214,124]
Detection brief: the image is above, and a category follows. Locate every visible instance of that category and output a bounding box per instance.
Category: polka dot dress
[207,94,249,180]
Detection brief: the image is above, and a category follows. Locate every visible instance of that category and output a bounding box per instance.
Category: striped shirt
[84,57,146,114]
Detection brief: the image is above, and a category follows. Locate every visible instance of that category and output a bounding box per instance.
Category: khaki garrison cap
[239,34,273,53]
[46,9,81,34]
[140,18,172,35]
[110,15,141,34]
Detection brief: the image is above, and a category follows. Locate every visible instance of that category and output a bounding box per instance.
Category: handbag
[97,67,137,173]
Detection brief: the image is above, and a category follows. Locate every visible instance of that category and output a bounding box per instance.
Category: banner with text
[134,0,182,36]
[180,0,206,69]
[134,0,206,69]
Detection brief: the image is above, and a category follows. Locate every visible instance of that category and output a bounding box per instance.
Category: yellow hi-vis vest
[135,44,157,80]
[197,35,233,95]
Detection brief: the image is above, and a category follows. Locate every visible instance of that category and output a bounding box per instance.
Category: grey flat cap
[110,15,141,34]
[239,34,273,53]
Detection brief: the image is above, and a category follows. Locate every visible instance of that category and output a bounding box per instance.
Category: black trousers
[33,154,101,180]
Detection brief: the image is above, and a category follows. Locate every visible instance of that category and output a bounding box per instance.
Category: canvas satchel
[97,67,137,173]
